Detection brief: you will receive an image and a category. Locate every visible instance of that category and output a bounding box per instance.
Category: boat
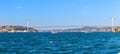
[51,31,58,34]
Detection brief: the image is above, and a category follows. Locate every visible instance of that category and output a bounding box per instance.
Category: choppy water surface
[0,32,120,54]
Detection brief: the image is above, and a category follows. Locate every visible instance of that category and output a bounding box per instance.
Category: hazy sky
[0,0,120,26]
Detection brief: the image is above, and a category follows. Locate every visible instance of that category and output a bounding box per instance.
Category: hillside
[48,27,113,32]
[0,25,38,32]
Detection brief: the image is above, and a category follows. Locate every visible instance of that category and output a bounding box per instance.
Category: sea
[0,32,120,54]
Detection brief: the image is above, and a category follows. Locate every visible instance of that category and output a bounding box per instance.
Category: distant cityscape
[0,25,120,32]
[43,26,120,32]
[0,25,38,32]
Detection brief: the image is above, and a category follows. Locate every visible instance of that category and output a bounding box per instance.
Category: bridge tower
[112,17,115,32]
[26,20,30,32]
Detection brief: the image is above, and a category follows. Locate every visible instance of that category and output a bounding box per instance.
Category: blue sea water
[0,32,120,54]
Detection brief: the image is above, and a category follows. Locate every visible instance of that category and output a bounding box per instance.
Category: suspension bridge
[26,17,115,32]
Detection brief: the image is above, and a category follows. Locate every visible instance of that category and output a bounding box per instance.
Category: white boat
[51,31,58,34]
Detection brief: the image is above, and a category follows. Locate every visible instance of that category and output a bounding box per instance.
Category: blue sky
[0,0,120,26]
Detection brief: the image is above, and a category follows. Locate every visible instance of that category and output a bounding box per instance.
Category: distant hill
[114,27,120,32]
[49,26,113,32]
[0,25,38,32]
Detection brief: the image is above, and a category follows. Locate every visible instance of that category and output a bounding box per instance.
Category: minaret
[112,17,114,32]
